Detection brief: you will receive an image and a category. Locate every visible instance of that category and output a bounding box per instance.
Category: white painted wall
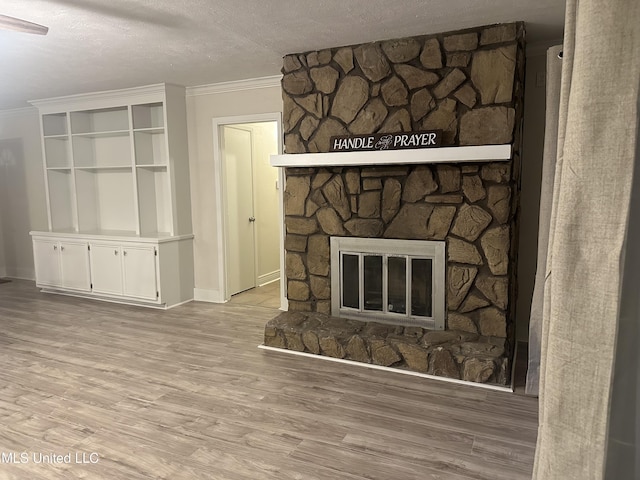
[516,53,548,342]
[247,121,280,284]
[186,84,283,301]
[0,214,5,277]
[0,108,48,279]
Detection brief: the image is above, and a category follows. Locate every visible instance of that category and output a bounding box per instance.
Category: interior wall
[247,121,280,283]
[0,216,5,277]
[515,53,547,341]
[186,85,282,300]
[0,108,48,279]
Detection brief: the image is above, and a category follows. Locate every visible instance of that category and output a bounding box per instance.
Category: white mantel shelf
[270,144,511,167]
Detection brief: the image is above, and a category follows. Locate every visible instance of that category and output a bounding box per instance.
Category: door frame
[212,113,287,309]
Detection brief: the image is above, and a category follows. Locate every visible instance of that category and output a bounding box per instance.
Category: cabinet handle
[249,216,256,222]
[114,250,118,255]
[53,245,57,251]
[123,251,127,256]
[60,246,65,252]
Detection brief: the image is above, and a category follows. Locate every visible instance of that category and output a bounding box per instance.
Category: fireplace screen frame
[330,237,445,330]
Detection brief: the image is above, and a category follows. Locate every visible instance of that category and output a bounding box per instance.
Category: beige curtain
[526,45,563,397]
[533,0,640,478]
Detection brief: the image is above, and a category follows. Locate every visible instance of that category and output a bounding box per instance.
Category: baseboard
[3,267,35,281]
[193,288,226,303]
[258,270,280,286]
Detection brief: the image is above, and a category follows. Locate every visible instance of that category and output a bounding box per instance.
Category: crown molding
[186,75,282,97]
[0,106,38,117]
[29,83,181,113]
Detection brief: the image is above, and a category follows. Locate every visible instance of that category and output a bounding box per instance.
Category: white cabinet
[32,238,91,291]
[90,243,125,296]
[30,84,194,309]
[90,242,158,301]
[121,245,157,300]
[31,232,193,308]
[33,238,62,286]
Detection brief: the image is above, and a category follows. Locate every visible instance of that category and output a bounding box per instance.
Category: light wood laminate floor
[0,280,538,479]
[229,282,280,309]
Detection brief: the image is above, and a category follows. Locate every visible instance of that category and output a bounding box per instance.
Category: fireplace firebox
[330,238,445,330]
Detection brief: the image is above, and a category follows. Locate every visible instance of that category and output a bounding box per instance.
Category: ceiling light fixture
[0,14,48,35]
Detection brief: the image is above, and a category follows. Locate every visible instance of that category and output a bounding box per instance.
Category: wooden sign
[330,130,442,152]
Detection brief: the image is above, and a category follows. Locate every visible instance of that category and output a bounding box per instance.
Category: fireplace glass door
[332,238,444,329]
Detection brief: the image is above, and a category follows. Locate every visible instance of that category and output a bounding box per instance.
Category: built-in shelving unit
[30,84,194,308]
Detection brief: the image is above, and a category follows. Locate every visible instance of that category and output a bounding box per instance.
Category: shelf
[71,130,130,138]
[132,103,164,130]
[270,144,512,167]
[44,134,69,139]
[33,84,192,240]
[134,129,166,166]
[47,169,74,231]
[133,127,164,134]
[31,229,190,242]
[137,167,171,235]
[78,229,139,238]
[44,136,71,168]
[71,107,129,135]
[75,166,133,171]
[76,168,136,233]
[72,134,132,168]
[42,113,68,136]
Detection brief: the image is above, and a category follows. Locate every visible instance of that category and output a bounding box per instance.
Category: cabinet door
[122,245,157,300]
[59,241,91,291]
[90,243,124,296]
[33,239,61,287]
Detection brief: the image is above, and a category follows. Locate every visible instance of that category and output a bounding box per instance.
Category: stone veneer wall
[278,23,525,384]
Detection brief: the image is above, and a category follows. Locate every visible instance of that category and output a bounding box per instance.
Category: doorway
[217,119,283,304]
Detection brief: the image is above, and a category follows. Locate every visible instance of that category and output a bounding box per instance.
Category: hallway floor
[229,280,281,309]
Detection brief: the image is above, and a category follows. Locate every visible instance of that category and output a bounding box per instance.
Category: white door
[33,238,61,287]
[59,241,91,291]
[223,126,256,295]
[122,245,157,300]
[90,243,124,295]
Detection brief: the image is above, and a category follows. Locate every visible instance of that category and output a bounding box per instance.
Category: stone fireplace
[264,22,525,386]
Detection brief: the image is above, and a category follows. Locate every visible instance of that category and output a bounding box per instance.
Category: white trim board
[1,268,35,281]
[0,106,37,117]
[259,345,513,392]
[29,83,178,112]
[258,270,280,287]
[193,288,226,303]
[211,113,285,305]
[186,76,282,97]
[271,144,511,167]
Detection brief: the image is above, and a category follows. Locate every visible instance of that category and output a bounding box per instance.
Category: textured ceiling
[0,0,565,109]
